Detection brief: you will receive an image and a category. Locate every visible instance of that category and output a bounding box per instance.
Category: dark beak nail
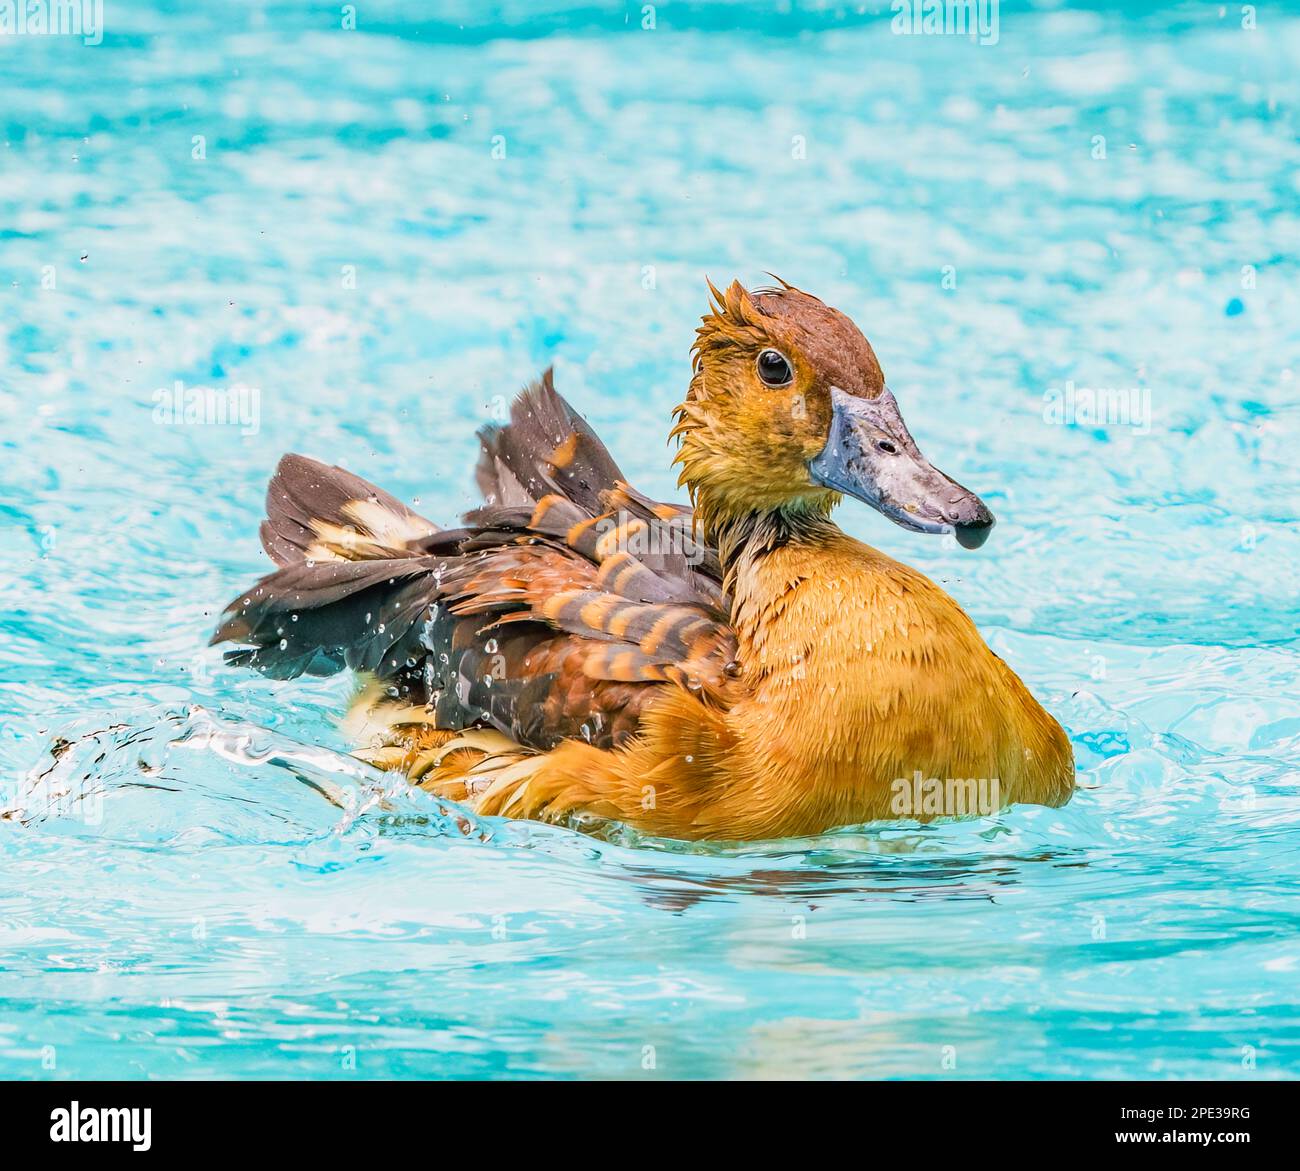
[954,514,995,550]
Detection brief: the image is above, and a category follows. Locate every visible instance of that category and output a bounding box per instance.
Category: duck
[212,280,1074,840]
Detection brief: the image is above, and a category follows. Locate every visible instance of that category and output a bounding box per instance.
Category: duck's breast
[727,533,1073,823]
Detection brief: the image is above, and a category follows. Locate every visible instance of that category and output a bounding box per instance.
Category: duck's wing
[471,369,724,591]
[211,371,736,750]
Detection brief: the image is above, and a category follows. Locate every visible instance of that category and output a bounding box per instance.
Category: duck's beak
[809,386,995,549]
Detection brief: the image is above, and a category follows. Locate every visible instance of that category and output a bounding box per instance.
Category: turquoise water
[3,0,1299,1080]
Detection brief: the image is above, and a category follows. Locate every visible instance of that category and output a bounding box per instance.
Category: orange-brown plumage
[213,280,1074,839]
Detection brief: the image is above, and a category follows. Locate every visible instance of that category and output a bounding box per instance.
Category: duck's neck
[705,502,837,598]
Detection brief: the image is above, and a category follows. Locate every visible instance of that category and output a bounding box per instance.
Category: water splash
[4,706,486,846]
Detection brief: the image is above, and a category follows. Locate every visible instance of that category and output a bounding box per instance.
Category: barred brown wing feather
[474,366,626,516]
[260,453,440,566]
[212,372,736,750]
[212,557,443,679]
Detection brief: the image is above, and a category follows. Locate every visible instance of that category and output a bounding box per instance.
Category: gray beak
[809,386,995,550]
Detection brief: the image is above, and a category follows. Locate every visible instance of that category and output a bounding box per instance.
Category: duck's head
[674,279,994,549]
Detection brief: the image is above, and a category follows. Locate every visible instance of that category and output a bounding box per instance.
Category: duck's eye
[876,439,899,455]
[755,349,794,387]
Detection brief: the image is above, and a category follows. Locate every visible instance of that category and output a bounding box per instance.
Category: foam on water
[1,1,1298,1078]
